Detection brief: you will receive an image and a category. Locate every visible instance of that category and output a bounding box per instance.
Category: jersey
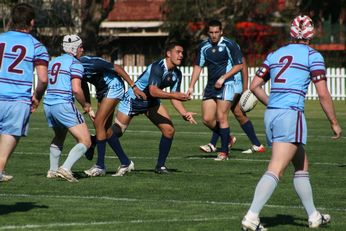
[118,59,182,116]
[79,56,124,101]
[195,36,243,90]
[256,43,326,111]
[128,58,182,100]
[44,54,84,105]
[0,31,49,103]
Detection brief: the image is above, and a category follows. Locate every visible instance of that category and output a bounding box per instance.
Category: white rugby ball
[239,90,258,113]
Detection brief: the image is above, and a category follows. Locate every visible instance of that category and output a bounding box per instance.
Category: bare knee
[161,126,175,138]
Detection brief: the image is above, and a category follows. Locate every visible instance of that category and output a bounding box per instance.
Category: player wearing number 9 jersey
[0,3,49,182]
[241,15,342,230]
[43,34,92,182]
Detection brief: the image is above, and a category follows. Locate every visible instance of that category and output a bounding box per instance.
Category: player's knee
[162,126,175,138]
[109,121,127,138]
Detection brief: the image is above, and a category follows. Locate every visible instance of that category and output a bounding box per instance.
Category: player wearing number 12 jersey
[0,3,49,182]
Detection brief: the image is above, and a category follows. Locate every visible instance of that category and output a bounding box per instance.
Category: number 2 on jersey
[274,55,293,83]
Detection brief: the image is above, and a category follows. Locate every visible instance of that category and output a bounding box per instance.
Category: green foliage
[0,100,345,230]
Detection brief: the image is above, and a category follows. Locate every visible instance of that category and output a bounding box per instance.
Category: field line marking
[0,193,345,212]
[0,217,236,230]
[11,151,345,166]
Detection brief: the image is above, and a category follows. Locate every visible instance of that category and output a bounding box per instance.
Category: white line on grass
[0,193,345,213]
[0,217,236,230]
[11,151,344,166]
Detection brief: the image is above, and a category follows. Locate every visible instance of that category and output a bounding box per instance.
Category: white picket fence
[40,67,345,100]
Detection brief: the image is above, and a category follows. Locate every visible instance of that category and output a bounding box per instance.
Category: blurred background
[0,0,345,67]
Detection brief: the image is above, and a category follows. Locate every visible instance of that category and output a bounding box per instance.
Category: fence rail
[38,67,346,100]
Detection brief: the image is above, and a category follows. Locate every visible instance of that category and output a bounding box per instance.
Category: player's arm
[31,64,48,112]
[149,85,190,101]
[314,79,342,139]
[114,64,147,100]
[81,79,91,104]
[72,78,91,114]
[215,63,243,89]
[170,99,197,124]
[241,57,249,92]
[187,65,202,97]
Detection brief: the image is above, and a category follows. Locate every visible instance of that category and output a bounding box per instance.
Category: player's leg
[146,104,174,173]
[231,94,264,154]
[108,111,134,176]
[93,98,119,170]
[214,99,231,160]
[0,134,19,181]
[242,142,296,230]
[292,145,330,227]
[47,126,68,178]
[199,99,218,153]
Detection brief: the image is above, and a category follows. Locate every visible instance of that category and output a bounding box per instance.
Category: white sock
[62,143,87,170]
[293,171,317,217]
[248,171,279,215]
[50,144,62,171]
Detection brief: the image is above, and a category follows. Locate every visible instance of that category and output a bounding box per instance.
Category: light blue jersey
[44,54,84,105]
[257,43,325,111]
[0,31,49,103]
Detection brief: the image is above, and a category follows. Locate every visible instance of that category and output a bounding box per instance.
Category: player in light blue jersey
[106,42,196,175]
[43,34,92,182]
[80,56,146,177]
[188,19,264,161]
[241,15,342,231]
[0,3,49,182]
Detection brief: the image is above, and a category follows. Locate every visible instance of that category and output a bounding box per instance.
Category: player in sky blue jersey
[188,19,264,161]
[241,15,342,231]
[80,56,146,177]
[43,34,92,182]
[106,42,197,175]
[0,3,49,182]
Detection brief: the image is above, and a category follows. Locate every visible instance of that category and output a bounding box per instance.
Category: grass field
[0,100,345,231]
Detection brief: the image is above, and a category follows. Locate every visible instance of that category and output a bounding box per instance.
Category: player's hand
[183,112,197,124]
[174,92,191,101]
[88,108,96,122]
[186,87,194,98]
[215,76,225,89]
[331,123,342,139]
[31,95,40,113]
[133,86,147,100]
[83,103,92,114]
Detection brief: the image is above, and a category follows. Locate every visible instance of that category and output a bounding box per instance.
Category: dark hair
[10,3,35,30]
[208,19,222,30]
[164,41,183,54]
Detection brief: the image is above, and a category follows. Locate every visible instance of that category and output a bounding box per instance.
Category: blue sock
[210,131,219,146]
[96,139,107,169]
[107,133,130,166]
[219,127,230,153]
[241,120,261,146]
[156,136,173,167]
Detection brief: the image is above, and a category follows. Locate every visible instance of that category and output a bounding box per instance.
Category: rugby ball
[239,90,258,113]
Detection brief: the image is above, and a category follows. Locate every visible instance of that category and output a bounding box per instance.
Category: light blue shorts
[104,82,125,100]
[264,108,307,147]
[117,92,160,117]
[0,101,30,136]
[203,80,242,101]
[44,103,85,128]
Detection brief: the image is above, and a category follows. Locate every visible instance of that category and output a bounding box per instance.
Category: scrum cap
[290,15,314,40]
[62,34,82,56]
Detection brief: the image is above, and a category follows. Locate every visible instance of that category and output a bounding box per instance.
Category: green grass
[1,100,345,231]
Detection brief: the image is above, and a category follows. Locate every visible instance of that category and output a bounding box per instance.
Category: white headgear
[290,15,314,40]
[62,34,82,56]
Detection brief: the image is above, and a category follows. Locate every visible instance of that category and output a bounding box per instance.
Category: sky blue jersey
[195,36,243,89]
[0,31,49,103]
[127,59,182,100]
[256,43,326,111]
[44,54,84,105]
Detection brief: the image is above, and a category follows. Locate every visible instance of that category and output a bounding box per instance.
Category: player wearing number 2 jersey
[43,34,92,182]
[241,15,342,231]
[0,3,49,182]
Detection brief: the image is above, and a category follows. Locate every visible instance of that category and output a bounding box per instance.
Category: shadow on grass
[0,202,48,215]
[261,214,306,228]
